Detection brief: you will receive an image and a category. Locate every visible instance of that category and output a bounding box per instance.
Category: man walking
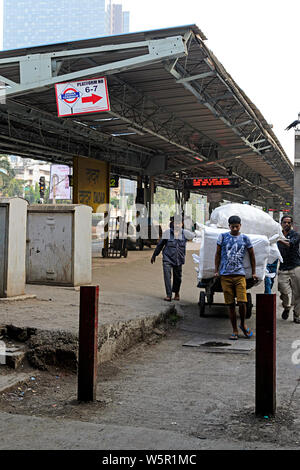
[277,215,300,323]
[214,215,257,340]
[151,215,194,301]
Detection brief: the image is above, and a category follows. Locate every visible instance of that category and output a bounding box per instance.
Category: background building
[106,1,130,35]
[3,0,130,50]
[3,0,107,49]
[123,11,130,34]
[10,157,50,188]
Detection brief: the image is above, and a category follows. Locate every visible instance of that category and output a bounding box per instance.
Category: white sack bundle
[208,203,281,239]
[192,225,281,281]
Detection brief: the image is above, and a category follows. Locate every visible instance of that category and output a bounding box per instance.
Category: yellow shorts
[220,275,247,305]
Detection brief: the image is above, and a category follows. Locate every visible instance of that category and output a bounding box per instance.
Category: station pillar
[144,176,155,216]
[207,193,223,218]
[208,201,220,217]
[294,130,300,231]
[135,176,155,248]
[144,176,155,240]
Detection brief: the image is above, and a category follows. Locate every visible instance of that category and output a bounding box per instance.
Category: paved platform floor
[0,241,287,340]
[1,244,202,333]
[1,243,300,451]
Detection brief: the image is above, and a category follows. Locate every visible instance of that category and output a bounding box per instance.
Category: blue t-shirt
[217,232,252,276]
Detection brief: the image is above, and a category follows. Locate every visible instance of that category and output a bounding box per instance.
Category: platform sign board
[110,175,119,188]
[55,77,110,117]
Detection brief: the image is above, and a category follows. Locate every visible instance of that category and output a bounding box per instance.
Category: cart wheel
[207,292,214,305]
[138,239,144,251]
[246,293,253,319]
[199,291,206,317]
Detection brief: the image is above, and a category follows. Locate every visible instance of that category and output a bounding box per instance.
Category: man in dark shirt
[151,215,194,301]
[277,215,300,323]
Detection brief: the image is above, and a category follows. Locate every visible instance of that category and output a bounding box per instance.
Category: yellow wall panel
[73,157,110,212]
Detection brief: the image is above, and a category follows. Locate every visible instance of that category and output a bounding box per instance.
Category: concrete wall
[26,205,92,287]
[0,198,27,297]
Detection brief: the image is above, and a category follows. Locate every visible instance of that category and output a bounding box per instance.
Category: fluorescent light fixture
[93,117,119,122]
[111,132,136,136]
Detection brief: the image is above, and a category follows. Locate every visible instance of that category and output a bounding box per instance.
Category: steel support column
[293,130,300,231]
[78,286,99,402]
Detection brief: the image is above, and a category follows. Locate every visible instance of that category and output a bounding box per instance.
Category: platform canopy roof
[0,24,293,207]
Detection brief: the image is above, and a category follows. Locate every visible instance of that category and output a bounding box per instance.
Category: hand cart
[102,216,128,258]
[198,277,257,319]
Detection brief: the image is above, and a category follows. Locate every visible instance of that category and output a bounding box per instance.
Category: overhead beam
[107,79,214,161]
[0,101,155,158]
[0,36,187,98]
[74,63,217,162]
[0,110,149,171]
[176,71,216,83]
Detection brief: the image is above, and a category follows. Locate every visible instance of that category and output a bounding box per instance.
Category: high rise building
[123,11,130,34]
[3,0,106,50]
[106,1,130,35]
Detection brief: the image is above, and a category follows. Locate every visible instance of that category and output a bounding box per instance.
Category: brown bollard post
[78,285,99,402]
[255,293,276,416]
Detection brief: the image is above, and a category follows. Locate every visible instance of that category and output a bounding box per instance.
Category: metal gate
[102,216,128,258]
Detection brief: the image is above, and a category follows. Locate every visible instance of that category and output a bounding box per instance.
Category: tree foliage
[0,156,24,197]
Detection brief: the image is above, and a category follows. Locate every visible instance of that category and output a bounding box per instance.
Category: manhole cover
[183,336,255,354]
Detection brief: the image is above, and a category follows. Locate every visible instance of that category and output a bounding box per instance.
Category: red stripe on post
[78,285,99,402]
[255,293,276,416]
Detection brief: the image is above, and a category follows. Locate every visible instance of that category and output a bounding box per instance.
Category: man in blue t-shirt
[214,215,257,340]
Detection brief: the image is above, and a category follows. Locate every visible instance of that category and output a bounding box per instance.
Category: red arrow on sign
[82,94,102,105]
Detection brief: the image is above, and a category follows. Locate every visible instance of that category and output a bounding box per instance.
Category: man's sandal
[229,333,239,340]
[164,297,172,302]
[239,325,253,338]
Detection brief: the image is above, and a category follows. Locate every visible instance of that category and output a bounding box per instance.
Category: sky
[121,0,300,163]
[0,1,2,49]
[0,0,298,162]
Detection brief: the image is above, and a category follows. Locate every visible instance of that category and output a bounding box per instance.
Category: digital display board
[185,177,241,189]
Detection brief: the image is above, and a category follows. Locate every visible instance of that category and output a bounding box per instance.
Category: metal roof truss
[0,27,293,209]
